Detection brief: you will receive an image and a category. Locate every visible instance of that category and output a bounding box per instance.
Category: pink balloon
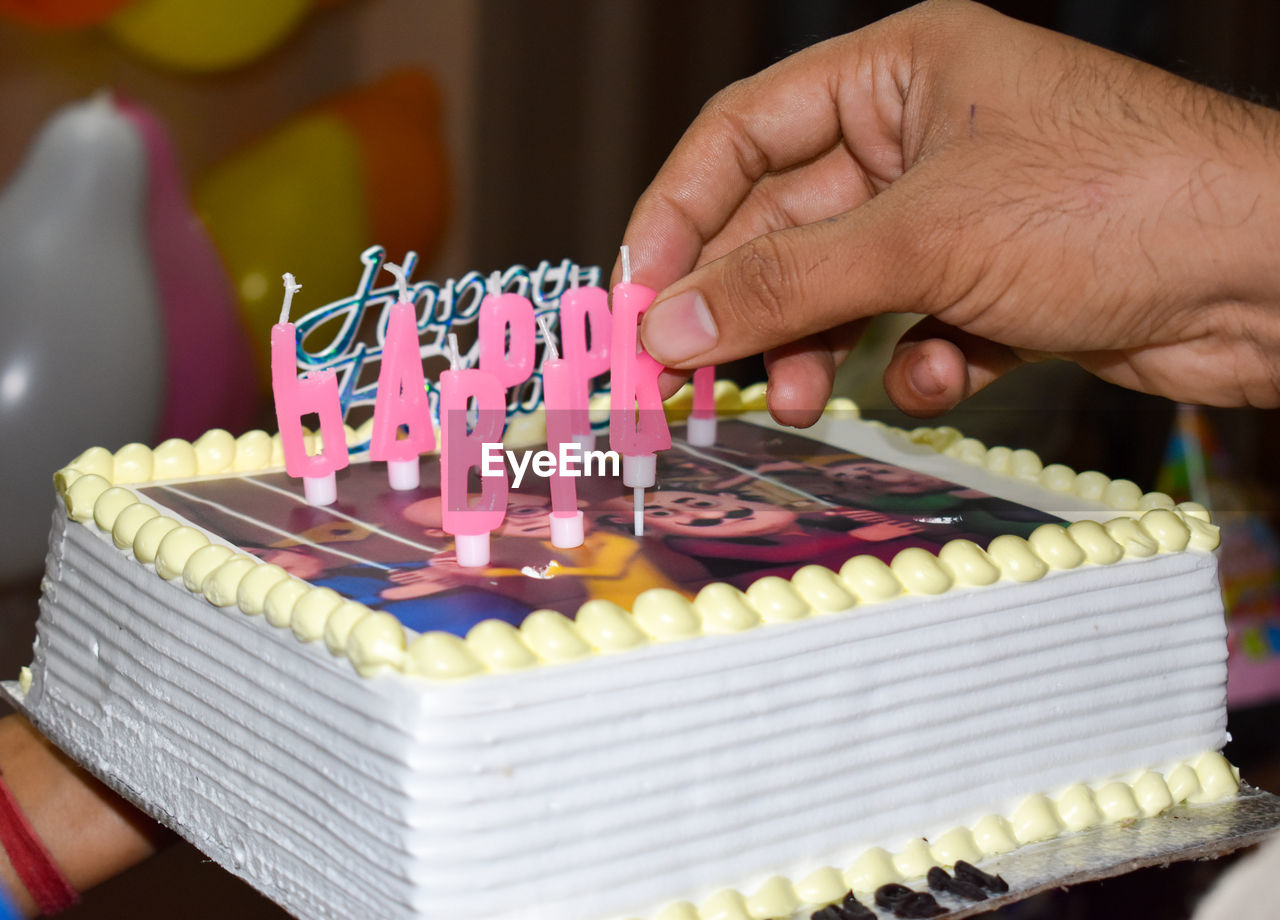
[115,95,259,441]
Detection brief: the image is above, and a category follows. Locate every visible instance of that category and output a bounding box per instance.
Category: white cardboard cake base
[4,680,1279,920]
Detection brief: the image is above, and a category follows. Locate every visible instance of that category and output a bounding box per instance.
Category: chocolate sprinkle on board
[840,891,876,919]
[874,883,914,909]
[954,859,1010,893]
[811,907,845,920]
[926,866,988,901]
[894,891,949,918]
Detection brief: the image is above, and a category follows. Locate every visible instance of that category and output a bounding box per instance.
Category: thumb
[637,179,947,369]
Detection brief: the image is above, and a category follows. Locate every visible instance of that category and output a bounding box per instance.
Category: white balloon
[0,93,163,583]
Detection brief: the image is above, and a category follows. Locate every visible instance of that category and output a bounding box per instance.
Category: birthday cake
[12,254,1236,920]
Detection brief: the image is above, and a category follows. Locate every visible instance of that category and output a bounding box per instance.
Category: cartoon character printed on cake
[386,492,696,628]
[752,456,1055,539]
[594,488,935,588]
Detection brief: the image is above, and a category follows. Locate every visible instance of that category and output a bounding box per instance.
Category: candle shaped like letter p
[370,261,435,490]
[609,246,671,535]
[478,271,536,394]
[558,272,610,453]
[440,335,508,567]
[536,314,585,548]
[272,273,349,505]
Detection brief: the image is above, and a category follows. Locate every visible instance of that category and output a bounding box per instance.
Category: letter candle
[478,271,536,392]
[440,334,508,567]
[369,261,436,490]
[558,268,611,453]
[608,246,671,536]
[271,273,349,506]
[687,365,717,446]
[536,313,585,548]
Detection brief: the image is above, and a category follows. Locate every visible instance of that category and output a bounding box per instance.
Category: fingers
[616,19,912,291]
[638,168,952,370]
[763,319,865,427]
[883,317,1028,416]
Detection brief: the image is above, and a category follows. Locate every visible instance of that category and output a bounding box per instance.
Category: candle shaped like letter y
[369,261,435,490]
[271,273,349,505]
[439,334,508,567]
[609,246,671,536]
[536,313,585,548]
[558,268,610,453]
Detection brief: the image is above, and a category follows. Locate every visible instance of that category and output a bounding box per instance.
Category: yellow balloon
[107,0,310,72]
[195,113,369,380]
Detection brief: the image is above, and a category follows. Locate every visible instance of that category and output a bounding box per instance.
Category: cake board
[5,677,1278,920]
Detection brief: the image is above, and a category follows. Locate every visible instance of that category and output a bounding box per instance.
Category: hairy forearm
[0,715,166,916]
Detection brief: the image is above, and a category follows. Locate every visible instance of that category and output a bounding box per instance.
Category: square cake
[11,383,1234,920]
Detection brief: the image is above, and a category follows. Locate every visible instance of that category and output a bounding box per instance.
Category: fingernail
[907,349,947,397]
[643,290,717,365]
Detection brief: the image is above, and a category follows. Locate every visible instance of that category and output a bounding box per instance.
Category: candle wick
[487,271,503,298]
[384,260,410,304]
[568,265,580,290]
[535,313,559,360]
[620,245,632,285]
[446,333,464,372]
[279,273,302,325]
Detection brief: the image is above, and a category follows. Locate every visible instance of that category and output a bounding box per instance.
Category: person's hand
[620,0,1280,425]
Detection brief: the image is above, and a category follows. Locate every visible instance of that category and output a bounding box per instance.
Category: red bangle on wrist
[0,768,78,915]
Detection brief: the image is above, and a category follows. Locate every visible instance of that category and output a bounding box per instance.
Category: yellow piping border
[51,381,1220,680]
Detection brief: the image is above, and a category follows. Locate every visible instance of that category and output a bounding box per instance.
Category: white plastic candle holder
[454,533,491,568]
[303,473,337,506]
[549,510,585,548]
[622,453,656,489]
[572,431,596,455]
[385,459,421,491]
[685,415,717,447]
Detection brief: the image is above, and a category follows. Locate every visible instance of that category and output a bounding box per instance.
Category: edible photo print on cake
[139,420,1061,637]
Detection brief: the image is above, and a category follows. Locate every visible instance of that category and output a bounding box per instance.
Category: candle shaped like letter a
[440,335,508,567]
[609,246,671,536]
[369,261,435,490]
[536,314,585,548]
[271,273,349,505]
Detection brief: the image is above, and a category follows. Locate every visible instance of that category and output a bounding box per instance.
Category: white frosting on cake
[18,409,1231,920]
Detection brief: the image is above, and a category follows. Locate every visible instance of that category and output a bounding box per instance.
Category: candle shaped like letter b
[272,273,349,505]
[440,335,508,566]
[536,314,585,548]
[369,261,435,490]
[609,246,671,536]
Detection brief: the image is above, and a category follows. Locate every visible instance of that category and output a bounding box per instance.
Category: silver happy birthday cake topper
[288,244,605,453]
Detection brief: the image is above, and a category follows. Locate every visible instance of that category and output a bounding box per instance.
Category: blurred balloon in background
[0,94,163,582]
[0,0,129,28]
[104,0,310,72]
[196,69,450,378]
[116,96,258,442]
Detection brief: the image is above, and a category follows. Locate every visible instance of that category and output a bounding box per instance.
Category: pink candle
[478,272,536,391]
[271,274,349,506]
[687,365,717,446]
[559,280,610,452]
[536,314,584,548]
[440,337,508,567]
[609,247,671,535]
[370,262,435,490]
